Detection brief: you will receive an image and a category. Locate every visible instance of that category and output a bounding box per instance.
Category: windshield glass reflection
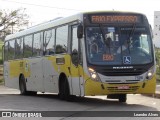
[86,26,153,65]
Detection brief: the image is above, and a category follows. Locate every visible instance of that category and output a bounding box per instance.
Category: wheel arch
[58,72,70,93]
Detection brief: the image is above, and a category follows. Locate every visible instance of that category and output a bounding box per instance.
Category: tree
[0,8,29,41]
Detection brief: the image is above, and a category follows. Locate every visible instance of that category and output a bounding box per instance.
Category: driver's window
[71,25,78,66]
[140,34,150,53]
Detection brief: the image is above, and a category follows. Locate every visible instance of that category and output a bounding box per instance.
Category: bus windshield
[85,26,153,65]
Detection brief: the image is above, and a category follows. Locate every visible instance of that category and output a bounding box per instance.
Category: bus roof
[83,10,143,15]
[5,11,145,41]
[5,13,83,41]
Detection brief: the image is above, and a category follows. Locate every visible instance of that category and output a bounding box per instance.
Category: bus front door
[70,25,84,96]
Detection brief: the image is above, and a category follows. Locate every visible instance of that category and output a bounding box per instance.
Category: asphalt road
[0,85,160,120]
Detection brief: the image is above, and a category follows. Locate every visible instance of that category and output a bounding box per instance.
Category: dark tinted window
[44,29,55,55]
[8,40,15,60]
[15,38,23,59]
[56,25,68,54]
[33,32,43,57]
[71,26,78,66]
[24,35,32,58]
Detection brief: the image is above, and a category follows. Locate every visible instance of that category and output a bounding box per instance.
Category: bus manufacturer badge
[123,56,131,64]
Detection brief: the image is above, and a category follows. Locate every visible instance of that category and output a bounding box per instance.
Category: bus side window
[33,32,43,57]
[15,38,23,59]
[55,25,68,54]
[44,29,55,55]
[24,35,33,58]
[8,40,15,60]
[71,26,78,66]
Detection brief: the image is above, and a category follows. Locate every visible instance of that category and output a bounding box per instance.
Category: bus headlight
[88,67,100,81]
[146,67,154,80]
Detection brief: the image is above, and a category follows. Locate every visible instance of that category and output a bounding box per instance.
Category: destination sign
[91,15,141,23]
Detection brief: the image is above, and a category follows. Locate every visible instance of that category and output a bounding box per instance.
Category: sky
[0,0,160,45]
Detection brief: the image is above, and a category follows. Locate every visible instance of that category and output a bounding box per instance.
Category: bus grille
[105,80,141,84]
[107,86,139,92]
[97,68,146,76]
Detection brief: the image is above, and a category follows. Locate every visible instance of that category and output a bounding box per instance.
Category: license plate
[118,85,129,90]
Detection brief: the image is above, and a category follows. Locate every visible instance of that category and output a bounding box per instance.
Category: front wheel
[119,94,127,102]
[59,77,72,101]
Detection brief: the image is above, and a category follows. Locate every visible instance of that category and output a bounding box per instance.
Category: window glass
[8,40,15,60]
[15,38,23,59]
[44,29,55,55]
[71,26,78,66]
[56,25,68,54]
[86,26,153,65]
[33,32,43,56]
[4,42,8,61]
[140,34,151,53]
[24,35,32,58]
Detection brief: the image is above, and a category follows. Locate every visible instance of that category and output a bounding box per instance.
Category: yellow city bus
[3,11,156,102]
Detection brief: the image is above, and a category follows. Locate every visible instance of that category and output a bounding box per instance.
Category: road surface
[0,85,159,120]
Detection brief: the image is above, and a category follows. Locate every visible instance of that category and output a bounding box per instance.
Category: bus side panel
[43,56,59,93]
[4,60,24,90]
[25,58,44,92]
[53,55,73,95]
[42,55,72,94]
[46,54,83,96]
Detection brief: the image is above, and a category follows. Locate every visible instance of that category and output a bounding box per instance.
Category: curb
[142,91,160,98]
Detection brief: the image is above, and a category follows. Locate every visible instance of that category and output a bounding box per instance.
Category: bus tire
[119,94,127,102]
[19,75,28,95]
[19,75,37,95]
[59,76,71,101]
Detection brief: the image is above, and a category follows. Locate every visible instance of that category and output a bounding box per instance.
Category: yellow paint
[8,54,156,96]
[9,59,31,78]
[47,55,71,76]
[85,74,156,95]
[46,55,157,95]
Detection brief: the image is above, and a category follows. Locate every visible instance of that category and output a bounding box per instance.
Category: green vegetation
[0,40,4,84]
[0,66,3,84]
[0,8,29,41]
[155,47,160,84]
[0,40,4,64]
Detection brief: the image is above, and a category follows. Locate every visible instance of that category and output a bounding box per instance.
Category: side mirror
[77,24,83,39]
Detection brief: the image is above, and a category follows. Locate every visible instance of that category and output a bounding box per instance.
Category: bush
[0,59,2,65]
[0,40,4,65]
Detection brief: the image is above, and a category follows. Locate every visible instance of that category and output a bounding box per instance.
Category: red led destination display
[91,15,140,23]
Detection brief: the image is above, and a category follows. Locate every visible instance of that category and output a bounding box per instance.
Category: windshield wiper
[126,22,137,54]
[99,24,111,54]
